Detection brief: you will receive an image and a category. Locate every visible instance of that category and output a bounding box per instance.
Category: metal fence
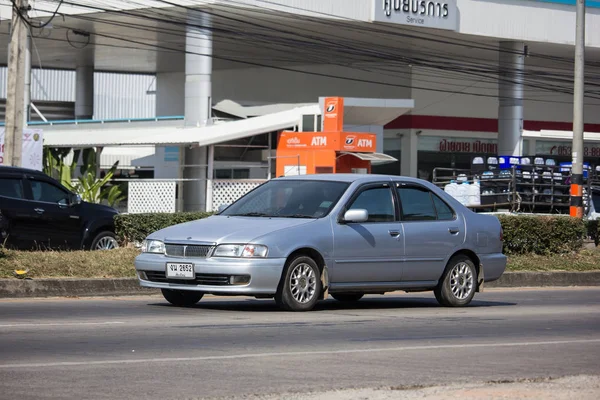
[103,178,267,214]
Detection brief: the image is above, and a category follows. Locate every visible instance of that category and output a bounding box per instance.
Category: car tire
[331,293,364,302]
[434,255,478,307]
[161,289,203,307]
[90,231,119,250]
[275,255,322,312]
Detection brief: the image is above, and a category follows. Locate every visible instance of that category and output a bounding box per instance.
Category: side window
[30,180,69,203]
[432,194,455,220]
[347,186,395,222]
[397,186,437,221]
[0,178,25,199]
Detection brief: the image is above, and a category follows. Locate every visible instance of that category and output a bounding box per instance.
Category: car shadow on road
[147,295,516,313]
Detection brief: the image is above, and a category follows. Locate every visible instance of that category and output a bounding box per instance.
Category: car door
[0,174,39,249]
[24,176,83,249]
[330,182,404,283]
[394,182,466,283]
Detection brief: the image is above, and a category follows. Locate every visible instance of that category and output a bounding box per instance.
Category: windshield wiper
[282,214,317,219]
[228,212,271,217]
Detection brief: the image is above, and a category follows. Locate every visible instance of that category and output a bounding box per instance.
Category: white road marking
[0,321,124,328]
[1,338,599,369]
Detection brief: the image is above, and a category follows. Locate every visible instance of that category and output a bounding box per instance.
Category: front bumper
[134,253,286,295]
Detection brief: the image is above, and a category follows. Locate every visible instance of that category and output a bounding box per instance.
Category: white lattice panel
[128,181,177,214]
[212,180,266,211]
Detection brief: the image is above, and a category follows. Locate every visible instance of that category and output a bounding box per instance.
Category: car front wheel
[90,231,119,250]
[434,255,477,307]
[275,255,322,311]
[161,289,203,307]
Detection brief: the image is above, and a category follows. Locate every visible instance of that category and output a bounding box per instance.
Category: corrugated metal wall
[94,72,156,119]
[0,67,156,119]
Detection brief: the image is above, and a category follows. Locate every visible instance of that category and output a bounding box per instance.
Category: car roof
[0,165,46,176]
[273,173,425,185]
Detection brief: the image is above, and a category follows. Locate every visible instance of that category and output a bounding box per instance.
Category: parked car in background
[0,166,119,251]
[135,174,506,311]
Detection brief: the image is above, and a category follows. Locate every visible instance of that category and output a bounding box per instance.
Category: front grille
[144,270,233,286]
[165,244,212,258]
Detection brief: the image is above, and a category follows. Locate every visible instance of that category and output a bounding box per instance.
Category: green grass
[507,248,600,272]
[1,247,599,280]
[0,248,139,279]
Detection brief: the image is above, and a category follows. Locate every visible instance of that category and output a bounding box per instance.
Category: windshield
[221,179,350,218]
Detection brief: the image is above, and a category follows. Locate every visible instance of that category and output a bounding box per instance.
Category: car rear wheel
[275,255,322,311]
[90,231,119,250]
[331,293,364,302]
[161,289,203,307]
[434,255,477,307]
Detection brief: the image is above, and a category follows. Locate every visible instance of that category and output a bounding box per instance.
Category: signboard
[372,0,459,31]
[0,128,44,171]
[419,136,498,154]
[341,133,377,153]
[536,140,600,157]
[526,0,600,8]
[280,131,377,152]
[323,97,344,132]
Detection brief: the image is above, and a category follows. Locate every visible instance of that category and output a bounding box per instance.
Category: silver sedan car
[134,174,506,311]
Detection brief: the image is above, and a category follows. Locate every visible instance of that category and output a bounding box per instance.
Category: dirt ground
[231,375,600,400]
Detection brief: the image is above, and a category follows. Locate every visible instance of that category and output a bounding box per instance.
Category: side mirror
[217,203,230,213]
[342,209,369,223]
[70,194,82,206]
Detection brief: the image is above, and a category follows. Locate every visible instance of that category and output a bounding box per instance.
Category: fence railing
[100,178,267,214]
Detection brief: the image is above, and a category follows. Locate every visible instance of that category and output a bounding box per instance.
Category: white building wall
[410,66,600,123]
[213,64,413,105]
[456,0,600,48]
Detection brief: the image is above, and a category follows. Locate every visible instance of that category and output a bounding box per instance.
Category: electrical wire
[17,0,600,105]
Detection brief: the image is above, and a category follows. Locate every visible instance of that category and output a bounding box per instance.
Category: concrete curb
[486,271,600,288]
[0,278,159,299]
[1,272,599,299]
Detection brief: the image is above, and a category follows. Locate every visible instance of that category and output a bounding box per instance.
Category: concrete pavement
[0,288,599,399]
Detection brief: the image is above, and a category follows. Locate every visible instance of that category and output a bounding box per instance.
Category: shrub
[497,215,587,255]
[114,212,214,245]
[114,212,588,255]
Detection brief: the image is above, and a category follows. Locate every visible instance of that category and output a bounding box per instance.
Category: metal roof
[42,105,320,147]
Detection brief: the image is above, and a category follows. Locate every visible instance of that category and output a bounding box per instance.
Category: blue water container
[498,155,521,170]
[559,162,590,178]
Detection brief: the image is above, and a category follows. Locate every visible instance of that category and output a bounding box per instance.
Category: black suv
[0,166,119,251]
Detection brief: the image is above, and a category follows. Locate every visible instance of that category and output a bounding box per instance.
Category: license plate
[166,263,195,279]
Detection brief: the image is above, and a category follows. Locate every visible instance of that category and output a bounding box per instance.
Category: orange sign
[281,132,336,149]
[340,133,376,153]
[323,97,344,132]
[279,131,376,152]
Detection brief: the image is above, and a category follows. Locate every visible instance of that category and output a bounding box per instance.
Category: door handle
[34,208,45,214]
[389,230,400,237]
[448,227,460,234]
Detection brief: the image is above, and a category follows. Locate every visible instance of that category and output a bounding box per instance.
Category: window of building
[215,169,250,179]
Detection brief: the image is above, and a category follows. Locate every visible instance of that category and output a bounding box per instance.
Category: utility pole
[4,0,29,167]
[570,0,585,218]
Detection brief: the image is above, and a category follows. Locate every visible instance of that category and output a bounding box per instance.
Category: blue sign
[530,0,600,8]
[164,146,179,162]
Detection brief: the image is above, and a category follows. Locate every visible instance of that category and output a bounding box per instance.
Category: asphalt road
[0,288,599,400]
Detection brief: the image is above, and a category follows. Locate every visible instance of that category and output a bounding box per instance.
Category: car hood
[148,215,317,244]
[80,201,118,216]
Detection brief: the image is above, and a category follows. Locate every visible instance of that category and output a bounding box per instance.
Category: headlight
[213,244,268,258]
[141,239,165,254]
